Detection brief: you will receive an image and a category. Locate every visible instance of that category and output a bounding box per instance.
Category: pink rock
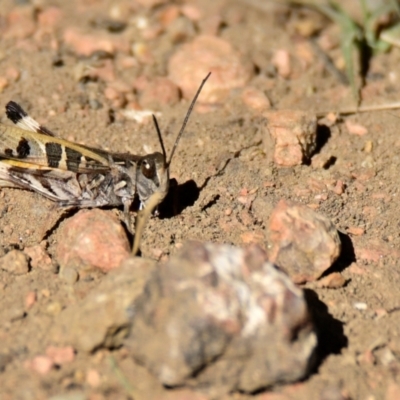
[268,199,341,281]
[345,120,368,136]
[56,209,130,273]
[0,77,9,93]
[264,110,317,166]
[25,291,37,308]
[29,356,53,375]
[24,243,53,270]
[86,369,101,388]
[316,272,346,289]
[139,77,180,108]
[63,28,129,57]
[386,382,400,400]
[272,49,291,78]
[5,6,36,39]
[37,6,63,31]
[46,346,75,365]
[241,86,271,112]
[168,35,252,104]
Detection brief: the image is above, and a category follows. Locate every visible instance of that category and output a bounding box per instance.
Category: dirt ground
[1,0,400,399]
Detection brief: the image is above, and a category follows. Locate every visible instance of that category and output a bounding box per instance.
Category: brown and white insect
[0,73,210,254]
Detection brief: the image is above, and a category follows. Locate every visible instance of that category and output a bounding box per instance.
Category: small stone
[316,272,346,289]
[86,369,101,388]
[347,226,364,236]
[168,35,252,104]
[311,153,334,169]
[46,346,75,365]
[0,77,9,93]
[5,6,36,39]
[241,86,271,112]
[63,28,129,57]
[353,302,368,310]
[268,199,341,281]
[0,250,30,275]
[37,6,63,31]
[24,243,53,270]
[271,49,291,78]
[59,267,79,284]
[55,209,130,273]
[364,140,373,153]
[139,77,180,108]
[345,120,368,136]
[29,355,54,375]
[25,291,37,308]
[331,180,345,195]
[264,110,317,166]
[386,383,400,400]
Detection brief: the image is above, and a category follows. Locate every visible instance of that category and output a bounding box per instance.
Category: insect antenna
[132,73,211,256]
[151,72,211,167]
[152,114,167,162]
[167,72,211,167]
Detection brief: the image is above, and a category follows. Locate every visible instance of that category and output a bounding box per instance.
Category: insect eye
[141,158,155,179]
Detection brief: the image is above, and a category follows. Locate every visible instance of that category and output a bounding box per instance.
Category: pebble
[271,49,291,78]
[241,86,271,112]
[59,267,79,284]
[0,77,9,93]
[24,243,53,271]
[264,110,317,166]
[386,382,400,400]
[86,369,101,388]
[55,209,130,273]
[46,346,75,365]
[0,250,30,275]
[25,291,37,308]
[315,272,346,289]
[353,302,368,311]
[268,199,341,282]
[345,120,368,136]
[347,226,364,236]
[63,27,129,57]
[4,6,36,40]
[138,77,180,108]
[28,355,54,375]
[37,6,63,32]
[168,35,252,104]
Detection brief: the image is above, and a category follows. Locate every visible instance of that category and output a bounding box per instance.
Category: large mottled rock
[268,199,341,282]
[126,242,317,396]
[50,257,155,352]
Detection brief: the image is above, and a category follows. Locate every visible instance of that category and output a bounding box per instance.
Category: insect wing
[0,124,110,173]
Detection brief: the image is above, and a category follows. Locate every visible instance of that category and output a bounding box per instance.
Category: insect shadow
[157,178,199,219]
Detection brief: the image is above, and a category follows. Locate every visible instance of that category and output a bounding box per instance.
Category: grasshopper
[0,73,210,255]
